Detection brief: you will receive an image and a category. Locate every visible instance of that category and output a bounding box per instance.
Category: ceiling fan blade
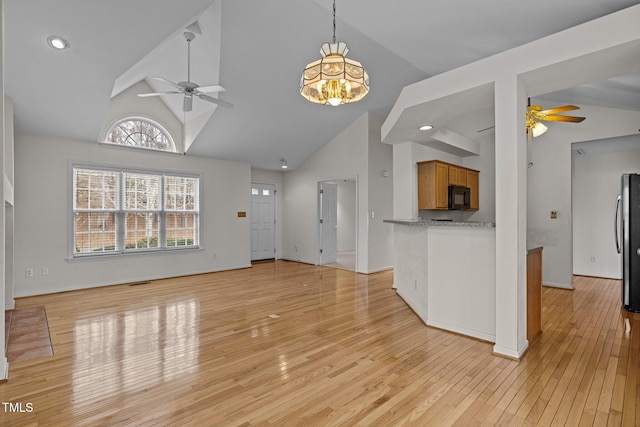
[541,115,585,123]
[138,91,181,98]
[198,93,233,108]
[150,76,183,90]
[183,94,193,112]
[197,85,226,93]
[538,105,580,115]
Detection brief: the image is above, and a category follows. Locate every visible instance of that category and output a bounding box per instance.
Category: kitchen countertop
[383,219,496,228]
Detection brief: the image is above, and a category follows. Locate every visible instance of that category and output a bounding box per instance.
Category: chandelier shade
[301,42,369,106]
[300,0,369,106]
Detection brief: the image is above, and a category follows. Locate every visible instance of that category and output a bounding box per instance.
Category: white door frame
[250,181,277,261]
[316,177,358,270]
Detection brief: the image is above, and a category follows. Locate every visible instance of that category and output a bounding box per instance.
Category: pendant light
[300,0,369,106]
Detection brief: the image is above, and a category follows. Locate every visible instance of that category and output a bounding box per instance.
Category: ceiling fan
[526,103,585,137]
[477,101,586,137]
[138,31,232,112]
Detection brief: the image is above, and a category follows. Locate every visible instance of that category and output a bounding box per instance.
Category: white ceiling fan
[138,31,232,111]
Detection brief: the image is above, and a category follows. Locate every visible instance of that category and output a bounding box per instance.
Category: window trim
[69,162,202,259]
[102,116,178,153]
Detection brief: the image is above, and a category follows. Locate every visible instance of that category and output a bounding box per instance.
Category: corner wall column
[392,142,418,220]
[493,74,528,358]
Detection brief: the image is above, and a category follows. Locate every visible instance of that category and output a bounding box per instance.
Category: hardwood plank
[0,263,638,425]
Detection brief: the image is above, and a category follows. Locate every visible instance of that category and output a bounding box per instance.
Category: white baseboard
[397,288,495,342]
[543,281,573,290]
[493,342,529,359]
[427,319,495,343]
[15,263,253,298]
[366,265,394,274]
[0,357,8,380]
[396,288,428,324]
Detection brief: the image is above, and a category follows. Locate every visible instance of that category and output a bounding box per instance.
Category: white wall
[282,113,369,270]
[336,179,356,252]
[14,133,251,296]
[0,1,7,379]
[573,146,640,278]
[393,133,496,224]
[282,111,393,273]
[528,103,640,288]
[366,114,394,272]
[4,97,14,310]
[251,168,284,259]
[99,81,185,152]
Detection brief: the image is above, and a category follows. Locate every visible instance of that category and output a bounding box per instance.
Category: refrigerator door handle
[615,194,622,254]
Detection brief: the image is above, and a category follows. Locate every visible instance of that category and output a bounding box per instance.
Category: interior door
[320,182,338,264]
[251,183,275,261]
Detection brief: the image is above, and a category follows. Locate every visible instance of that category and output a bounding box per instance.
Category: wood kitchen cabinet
[418,160,479,211]
[418,161,449,210]
[467,170,479,210]
[448,166,467,186]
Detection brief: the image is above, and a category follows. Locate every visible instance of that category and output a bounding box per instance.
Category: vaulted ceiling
[5,0,640,170]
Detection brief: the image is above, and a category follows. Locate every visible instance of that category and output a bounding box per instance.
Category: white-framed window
[104,117,176,153]
[72,165,200,257]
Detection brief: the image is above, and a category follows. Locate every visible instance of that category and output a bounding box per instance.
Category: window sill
[98,142,185,156]
[67,246,202,262]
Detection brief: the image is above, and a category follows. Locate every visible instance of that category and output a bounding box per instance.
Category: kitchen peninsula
[384,219,496,342]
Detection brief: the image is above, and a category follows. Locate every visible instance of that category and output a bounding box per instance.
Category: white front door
[320,182,337,264]
[251,183,275,261]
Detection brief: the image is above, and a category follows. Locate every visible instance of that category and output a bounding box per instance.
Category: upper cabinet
[448,165,467,187]
[418,160,479,211]
[466,170,479,210]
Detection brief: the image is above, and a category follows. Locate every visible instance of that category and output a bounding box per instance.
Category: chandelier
[300,0,369,106]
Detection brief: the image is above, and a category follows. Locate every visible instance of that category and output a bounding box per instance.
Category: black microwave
[448,185,470,210]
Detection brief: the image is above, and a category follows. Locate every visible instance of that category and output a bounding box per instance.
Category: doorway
[251,182,276,261]
[318,178,357,271]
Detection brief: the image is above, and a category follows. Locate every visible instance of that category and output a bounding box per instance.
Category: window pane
[262,189,270,196]
[105,118,175,152]
[74,212,117,253]
[74,168,118,210]
[251,188,259,195]
[124,172,161,210]
[125,213,160,249]
[72,166,199,257]
[166,213,197,247]
[165,176,198,211]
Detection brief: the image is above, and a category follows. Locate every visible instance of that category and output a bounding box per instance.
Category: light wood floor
[0,261,638,426]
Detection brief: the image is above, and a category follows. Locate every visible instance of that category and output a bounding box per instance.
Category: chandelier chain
[332,0,336,44]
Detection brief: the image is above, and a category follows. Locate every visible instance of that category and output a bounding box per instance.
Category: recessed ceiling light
[47,35,70,50]
[419,124,433,131]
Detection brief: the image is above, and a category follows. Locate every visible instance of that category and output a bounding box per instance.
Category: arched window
[104,117,176,152]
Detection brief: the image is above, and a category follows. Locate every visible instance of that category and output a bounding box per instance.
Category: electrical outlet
[550,210,558,219]
[42,267,49,276]
[25,268,34,278]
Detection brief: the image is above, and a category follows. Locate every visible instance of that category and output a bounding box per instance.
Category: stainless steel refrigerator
[615,173,640,312]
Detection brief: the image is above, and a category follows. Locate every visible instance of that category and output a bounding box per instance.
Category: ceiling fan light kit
[137,32,231,111]
[526,103,585,137]
[300,0,369,106]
